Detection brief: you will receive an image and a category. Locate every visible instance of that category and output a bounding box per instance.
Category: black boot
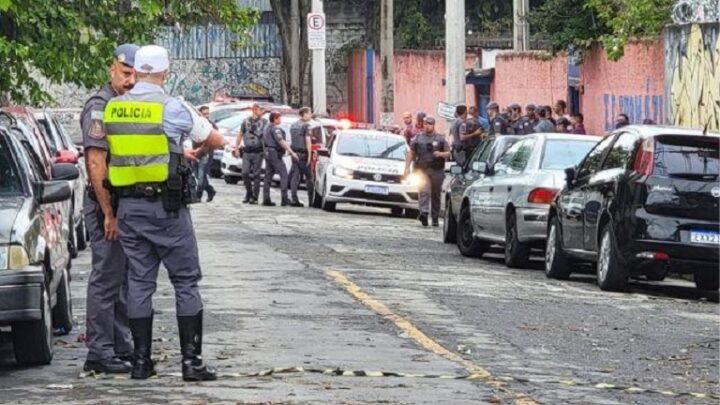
[418,214,429,227]
[178,311,217,382]
[129,316,156,379]
[262,199,275,206]
[281,198,290,207]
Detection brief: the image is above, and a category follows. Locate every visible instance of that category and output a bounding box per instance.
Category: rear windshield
[654,136,720,177]
[0,137,23,195]
[541,139,598,170]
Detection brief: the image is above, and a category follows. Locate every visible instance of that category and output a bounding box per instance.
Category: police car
[312,129,420,216]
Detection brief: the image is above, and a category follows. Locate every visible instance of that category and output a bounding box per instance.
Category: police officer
[509,103,523,134]
[519,104,538,135]
[289,107,314,207]
[452,105,482,167]
[404,116,450,227]
[103,45,224,381]
[262,111,298,206]
[487,102,512,136]
[80,44,138,375]
[234,103,267,204]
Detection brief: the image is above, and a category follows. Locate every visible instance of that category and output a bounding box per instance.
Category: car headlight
[0,245,30,270]
[333,166,354,179]
[402,173,424,188]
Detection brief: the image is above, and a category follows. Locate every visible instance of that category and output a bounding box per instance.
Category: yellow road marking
[326,269,538,405]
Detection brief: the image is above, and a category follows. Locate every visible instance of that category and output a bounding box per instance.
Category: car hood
[0,197,23,244]
[333,156,404,175]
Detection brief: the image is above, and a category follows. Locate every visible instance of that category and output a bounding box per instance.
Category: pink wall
[494,52,568,113]
[581,41,665,134]
[347,50,478,134]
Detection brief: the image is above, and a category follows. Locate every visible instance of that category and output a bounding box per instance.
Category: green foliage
[0,0,260,105]
[394,0,445,49]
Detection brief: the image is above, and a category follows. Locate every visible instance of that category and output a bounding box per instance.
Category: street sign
[307,12,326,50]
[437,102,457,121]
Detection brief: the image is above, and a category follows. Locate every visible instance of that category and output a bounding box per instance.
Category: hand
[104,215,118,241]
[184,148,200,162]
[232,148,239,158]
[291,152,299,161]
[433,151,443,158]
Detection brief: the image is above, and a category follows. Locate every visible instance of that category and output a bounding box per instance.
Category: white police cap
[134,45,170,74]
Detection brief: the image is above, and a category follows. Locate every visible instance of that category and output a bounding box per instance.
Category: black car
[0,125,79,366]
[443,135,521,243]
[546,125,720,292]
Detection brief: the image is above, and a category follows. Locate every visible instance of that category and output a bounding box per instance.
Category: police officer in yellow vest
[103,45,224,381]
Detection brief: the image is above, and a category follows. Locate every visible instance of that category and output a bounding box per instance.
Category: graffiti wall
[665,23,720,131]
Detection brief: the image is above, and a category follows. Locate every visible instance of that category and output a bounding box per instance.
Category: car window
[51,117,71,149]
[0,137,23,195]
[495,138,535,175]
[19,141,47,181]
[38,118,60,155]
[542,139,599,170]
[653,136,720,177]
[602,132,638,170]
[467,138,491,168]
[487,137,519,165]
[578,135,614,178]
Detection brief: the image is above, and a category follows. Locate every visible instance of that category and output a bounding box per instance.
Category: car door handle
[489,186,494,192]
[507,186,512,192]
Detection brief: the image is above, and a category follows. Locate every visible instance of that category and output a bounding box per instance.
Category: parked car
[457,133,601,267]
[0,125,78,366]
[220,113,328,185]
[35,111,88,256]
[312,129,420,215]
[546,126,720,291]
[443,135,521,243]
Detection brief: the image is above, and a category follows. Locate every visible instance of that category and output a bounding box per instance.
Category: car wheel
[504,211,530,268]
[694,271,719,291]
[224,176,240,185]
[311,185,323,209]
[52,268,73,335]
[12,284,54,366]
[404,208,420,219]
[456,204,489,258]
[76,217,87,251]
[390,207,404,217]
[597,224,628,291]
[545,217,572,280]
[321,179,336,212]
[442,201,457,244]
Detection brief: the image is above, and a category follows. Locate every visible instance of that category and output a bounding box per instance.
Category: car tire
[52,268,73,335]
[12,284,54,366]
[224,176,240,185]
[694,271,719,291]
[76,217,87,251]
[390,207,404,217]
[456,204,489,258]
[597,224,628,291]
[443,201,457,244]
[545,217,572,280]
[404,208,420,219]
[504,211,530,268]
[311,185,323,209]
[322,200,336,212]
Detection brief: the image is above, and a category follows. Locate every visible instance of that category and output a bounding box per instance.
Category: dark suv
[443,135,520,243]
[546,126,719,292]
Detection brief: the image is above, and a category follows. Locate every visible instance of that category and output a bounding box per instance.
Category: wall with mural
[665,23,720,132]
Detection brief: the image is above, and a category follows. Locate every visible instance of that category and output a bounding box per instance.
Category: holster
[163,153,190,212]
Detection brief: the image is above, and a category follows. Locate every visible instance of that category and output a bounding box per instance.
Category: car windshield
[541,139,598,170]
[0,137,22,196]
[654,136,720,177]
[216,111,253,132]
[337,132,406,161]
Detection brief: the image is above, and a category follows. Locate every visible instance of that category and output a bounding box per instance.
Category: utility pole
[380,0,394,127]
[311,0,326,114]
[445,0,465,107]
[290,0,300,107]
[513,0,529,51]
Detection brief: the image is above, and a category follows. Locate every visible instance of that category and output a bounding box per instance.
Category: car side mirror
[317,148,330,157]
[35,181,72,205]
[51,163,79,181]
[471,161,487,174]
[565,166,576,188]
[450,165,463,175]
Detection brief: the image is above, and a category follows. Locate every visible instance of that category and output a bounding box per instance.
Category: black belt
[293,149,308,154]
[116,184,164,199]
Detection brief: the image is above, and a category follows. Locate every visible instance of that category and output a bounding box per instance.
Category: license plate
[690,230,720,245]
[365,185,389,195]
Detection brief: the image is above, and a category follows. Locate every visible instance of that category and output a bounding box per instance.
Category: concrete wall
[665,23,720,132]
[492,40,665,135]
[347,49,479,133]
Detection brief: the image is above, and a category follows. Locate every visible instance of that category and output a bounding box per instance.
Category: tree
[0,0,260,105]
[269,0,311,107]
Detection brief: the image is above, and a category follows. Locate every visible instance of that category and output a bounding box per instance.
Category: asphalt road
[1,179,718,405]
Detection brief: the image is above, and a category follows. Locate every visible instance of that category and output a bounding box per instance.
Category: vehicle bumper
[0,265,45,323]
[630,239,719,274]
[221,153,243,178]
[325,175,419,210]
[516,206,550,243]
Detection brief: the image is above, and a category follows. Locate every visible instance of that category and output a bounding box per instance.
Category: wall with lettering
[665,23,720,132]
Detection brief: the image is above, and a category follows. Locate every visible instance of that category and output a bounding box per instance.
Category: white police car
[312,129,421,216]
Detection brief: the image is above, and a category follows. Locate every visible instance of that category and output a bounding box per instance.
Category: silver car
[457,133,601,268]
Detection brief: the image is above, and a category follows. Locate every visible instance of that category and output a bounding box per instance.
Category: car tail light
[635,251,669,261]
[528,188,558,204]
[633,138,654,175]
